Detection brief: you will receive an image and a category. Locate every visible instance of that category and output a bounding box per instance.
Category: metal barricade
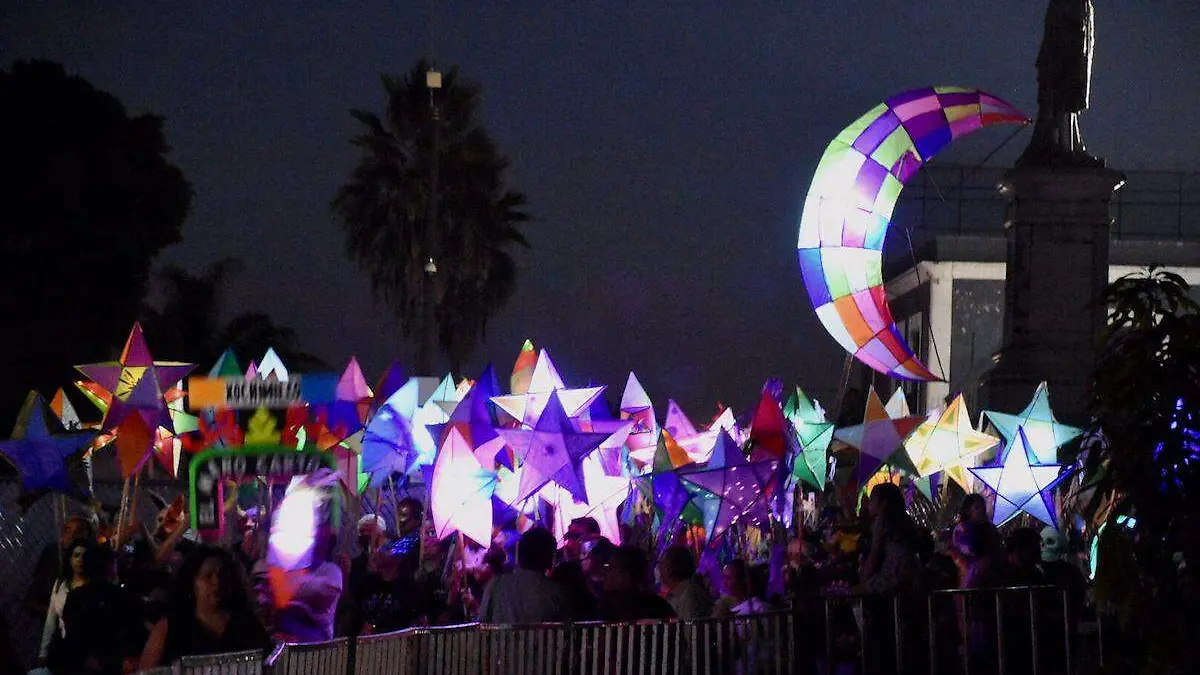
[479,622,572,675]
[267,637,349,675]
[811,585,1079,675]
[177,649,263,675]
[352,629,417,675]
[173,587,1098,675]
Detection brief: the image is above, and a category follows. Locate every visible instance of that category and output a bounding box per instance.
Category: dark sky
[6,2,1198,415]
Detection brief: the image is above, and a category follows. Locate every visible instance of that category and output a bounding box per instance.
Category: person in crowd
[561,516,601,562]
[859,483,921,594]
[56,544,146,675]
[713,559,758,617]
[350,514,388,593]
[271,525,344,643]
[37,538,91,665]
[950,494,997,580]
[598,545,675,621]
[25,516,94,623]
[658,545,713,620]
[1007,527,1048,586]
[956,520,1007,674]
[352,543,424,634]
[1038,526,1088,672]
[234,507,264,573]
[782,538,821,601]
[549,559,598,620]
[1039,527,1087,593]
[479,527,570,623]
[393,498,422,555]
[139,546,270,670]
[580,536,613,599]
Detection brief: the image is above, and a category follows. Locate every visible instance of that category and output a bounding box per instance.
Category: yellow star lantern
[904,394,999,480]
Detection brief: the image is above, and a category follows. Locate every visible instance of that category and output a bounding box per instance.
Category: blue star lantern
[985,381,1083,465]
[0,392,97,504]
[969,426,1070,530]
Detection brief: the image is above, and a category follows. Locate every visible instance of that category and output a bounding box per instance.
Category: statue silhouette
[1018,0,1103,166]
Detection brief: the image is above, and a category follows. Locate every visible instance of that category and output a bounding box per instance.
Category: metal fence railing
[152,585,1101,675]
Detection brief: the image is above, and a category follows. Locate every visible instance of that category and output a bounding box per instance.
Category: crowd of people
[14,483,1091,675]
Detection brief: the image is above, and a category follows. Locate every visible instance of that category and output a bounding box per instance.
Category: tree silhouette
[332,59,530,375]
[0,60,192,427]
[1085,267,1200,672]
[140,259,326,372]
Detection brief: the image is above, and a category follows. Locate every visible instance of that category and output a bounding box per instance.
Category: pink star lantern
[491,350,604,427]
[430,426,498,545]
[542,452,631,546]
[498,391,610,504]
[619,372,658,462]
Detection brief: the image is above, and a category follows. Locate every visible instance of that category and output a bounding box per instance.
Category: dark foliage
[1085,266,1200,673]
[140,259,326,372]
[0,60,192,427]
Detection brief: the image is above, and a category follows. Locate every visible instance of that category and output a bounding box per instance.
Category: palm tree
[332,59,530,375]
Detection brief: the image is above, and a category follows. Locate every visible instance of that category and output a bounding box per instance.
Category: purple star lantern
[498,391,610,504]
[679,430,779,546]
[429,365,506,469]
[76,323,194,436]
[0,392,97,505]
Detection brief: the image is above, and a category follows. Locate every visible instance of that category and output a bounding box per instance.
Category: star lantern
[427,374,462,418]
[257,348,289,381]
[492,350,604,427]
[747,391,788,461]
[784,387,834,490]
[619,372,658,464]
[542,452,632,545]
[428,365,506,470]
[75,323,195,477]
[984,381,1083,465]
[834,386,923,485]
[374,360,408,403]
[510,339,538,396]
[678,450,779,547]
[904,394,999,480]
[498,391,609,504]
[324,357,374,435]
[360,385,419,488]
[0,392,97,505]
[430,426,499,545]
[969,427,1070,530]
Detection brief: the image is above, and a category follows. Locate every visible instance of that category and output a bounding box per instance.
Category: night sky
[6,2,1198,415]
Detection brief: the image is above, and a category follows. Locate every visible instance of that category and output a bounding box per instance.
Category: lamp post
[419,67,442,376]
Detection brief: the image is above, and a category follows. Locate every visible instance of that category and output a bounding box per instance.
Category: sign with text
[188,445,338,536]
[187,374,339,410]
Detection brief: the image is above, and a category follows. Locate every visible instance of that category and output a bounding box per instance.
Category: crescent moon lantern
[797,87,1029,381]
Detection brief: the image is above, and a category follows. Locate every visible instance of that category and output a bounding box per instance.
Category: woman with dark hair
[38,538,91,664]
[860,483,921,593]
[138,546,270,670]
[951,493,1000,585]
[56,545,145,675]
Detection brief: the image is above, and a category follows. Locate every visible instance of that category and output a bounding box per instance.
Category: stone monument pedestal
[984,164,1125,426]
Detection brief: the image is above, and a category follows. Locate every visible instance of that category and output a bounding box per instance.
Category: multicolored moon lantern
[797,87,1028,380]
